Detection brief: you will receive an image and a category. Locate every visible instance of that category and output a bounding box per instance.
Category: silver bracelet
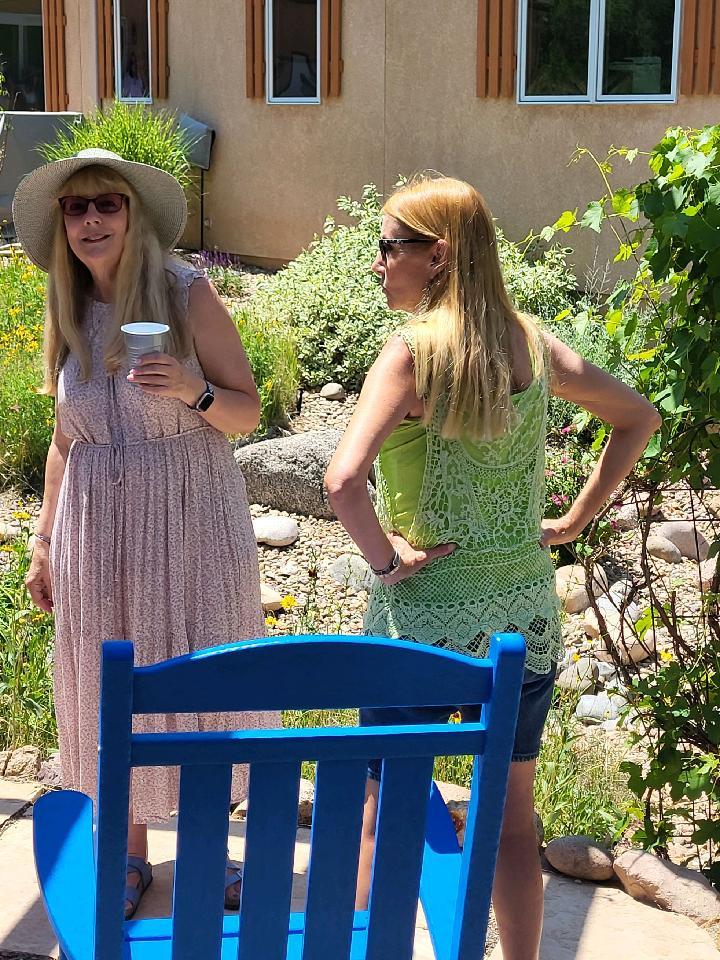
[34,532,52,545]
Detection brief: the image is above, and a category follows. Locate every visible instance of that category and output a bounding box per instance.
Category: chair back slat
[171,764,233,960]
[302,759,368,959]
[236,761,301,960]
[419,783,463,960]
[451,633,525,960]
[95,641,135,960]
[132,636,491,714]
[365,755,436,960]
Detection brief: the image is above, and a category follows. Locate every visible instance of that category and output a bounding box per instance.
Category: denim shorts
[359,664,556,781]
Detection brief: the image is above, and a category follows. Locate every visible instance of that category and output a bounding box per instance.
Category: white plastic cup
[121,322,170,368]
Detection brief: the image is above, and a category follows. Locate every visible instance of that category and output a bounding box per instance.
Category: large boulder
[555,564,608,614]
[614,850,720,925]
[4,745,41,779]
[655,521,709,562]
[234,429,344,519]
[545,835,615,881]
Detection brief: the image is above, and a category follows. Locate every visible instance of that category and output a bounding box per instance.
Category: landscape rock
[0,521,21,542]
[297,778,315,826]
[556,657,599,694]
[555,564,608,614]
[37,752,62,788]
[0,750,10,776]
[575,693,623,725]
[545,835,615,881]
[703,492,720,519]
[260,583,284,612]
[326,554,373,593]
[647,534,683,564]
[608,578,635,603]
[699,558,719,590]
[613,504,639,531]
[252,514,300,548]
[656,521,709,562]
[4,746,41,779]
[279,559,301,577]
[614,849,720,925]
[234,429,343,519]
[319,382,347,401]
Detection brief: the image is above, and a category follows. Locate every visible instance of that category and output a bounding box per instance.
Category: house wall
[63,0,720,275]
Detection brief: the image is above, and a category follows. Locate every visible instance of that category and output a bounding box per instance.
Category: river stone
[647,534,683,564]
[575,693,622,724]
[319,382,347,401]
[608,578,635,603]
[0,749,10,776]
[545,835,615,881]
[556,657,599,694]
[260,583,283,612]
[614,850,720,925]
[234,429,344,519]
[656,521,709,562]
[555,564,608,614]
[252,514,299,548]
[613,503,639,531]
[326,554,373,593]
[4,745,41,779]
[0,521,21,542]
[435,780,544,848]
[37,751,62,788]
[704,491,720,519]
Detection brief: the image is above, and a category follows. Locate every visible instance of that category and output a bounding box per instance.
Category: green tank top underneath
[365,328,563,675]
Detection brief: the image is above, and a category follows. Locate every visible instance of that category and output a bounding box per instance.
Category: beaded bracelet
[34,532,52,546]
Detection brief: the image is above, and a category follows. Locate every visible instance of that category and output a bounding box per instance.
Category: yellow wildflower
[12,510,31,521]
[0,544,14,553]
[280,595,297,610]
[572,652,580,662]
[265,615,278,628]
[660,649,674,662]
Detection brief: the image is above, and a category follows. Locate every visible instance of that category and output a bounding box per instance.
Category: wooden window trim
[477,0,517,99]
[96,0,169,102]
[246,0,342,100]
[680,0,720,96]
[42,0,68,111]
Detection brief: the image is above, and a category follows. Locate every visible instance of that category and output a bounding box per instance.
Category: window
[0,4,44,111]
[267,0,320,104]
[518,0,681,103]
[114,0,151,101]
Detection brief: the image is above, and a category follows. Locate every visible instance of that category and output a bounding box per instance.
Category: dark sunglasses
[378,237,435,263]
[58,193,128,217]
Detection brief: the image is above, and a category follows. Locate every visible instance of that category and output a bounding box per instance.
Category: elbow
[645,402,662,436]
[324,467,364,509]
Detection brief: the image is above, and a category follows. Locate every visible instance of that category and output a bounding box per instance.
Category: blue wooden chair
[33,631,525,960]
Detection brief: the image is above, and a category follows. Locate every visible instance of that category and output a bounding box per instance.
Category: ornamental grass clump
[40,101,194,190]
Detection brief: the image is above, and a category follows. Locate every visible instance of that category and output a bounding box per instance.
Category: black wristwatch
[189,380,215,412]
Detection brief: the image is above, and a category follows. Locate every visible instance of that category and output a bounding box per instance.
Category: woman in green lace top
[326,175,660,960]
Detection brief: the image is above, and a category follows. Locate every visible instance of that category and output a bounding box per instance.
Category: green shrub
[40,101,194,190]
[249,183,581,390]
[233,306,299,432]
[0,528,57,753]
[0,252,53,491]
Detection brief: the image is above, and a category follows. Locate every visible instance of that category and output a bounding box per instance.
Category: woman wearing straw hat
[14,149,274,917]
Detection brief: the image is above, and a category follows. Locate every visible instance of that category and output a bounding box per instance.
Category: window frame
[266,0,322,105]
[113,0,153,104]
[517,0,682,105]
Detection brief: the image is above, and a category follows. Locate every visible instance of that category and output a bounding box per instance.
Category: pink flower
[561,455,569,464]
[545,469,554,478]
[561,425,573,435]
[551,494,562,506]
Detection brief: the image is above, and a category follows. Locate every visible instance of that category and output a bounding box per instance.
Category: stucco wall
[165,0,386,263]
[63,0,719,274]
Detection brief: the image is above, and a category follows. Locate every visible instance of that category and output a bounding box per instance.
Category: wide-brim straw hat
[12,148,188,271]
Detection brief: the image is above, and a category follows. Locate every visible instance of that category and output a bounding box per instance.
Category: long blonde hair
[43,165,191,393]
[383,175,543,440]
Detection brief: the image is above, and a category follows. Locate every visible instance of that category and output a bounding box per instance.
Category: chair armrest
[33,790,96,960]
[419,782,463,960]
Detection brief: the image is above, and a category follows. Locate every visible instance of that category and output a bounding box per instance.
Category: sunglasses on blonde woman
[58,193,128,217]
[378,237,435,263]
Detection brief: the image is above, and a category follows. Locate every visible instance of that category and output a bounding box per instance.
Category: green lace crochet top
[364,328,563,674]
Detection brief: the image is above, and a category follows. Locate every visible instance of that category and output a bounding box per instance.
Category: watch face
[197,390,215,412]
